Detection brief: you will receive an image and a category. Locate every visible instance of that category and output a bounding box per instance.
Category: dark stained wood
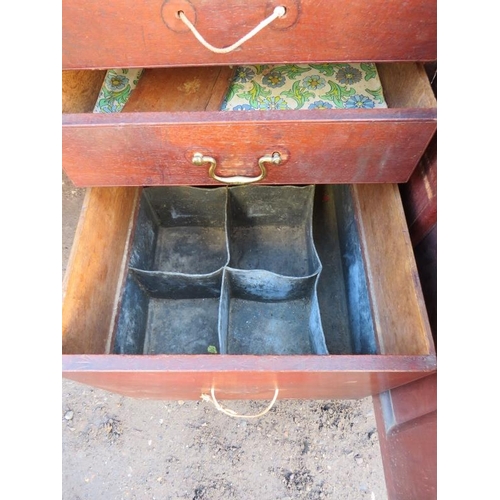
[388,374,436,425]
[352,184,434,356]
[62,187,140,354]
[62,62,436,187]
[399,131,437,340]
[374,130,437,498]
[375,228,437,498]
[62,354,436,400]
[62,109,436,186]
[374,386,437,500]
[62,70,106,113]
[400,133,437,246]
[62,0,436,69]
[412,227,437,347]
[123,67,235,112]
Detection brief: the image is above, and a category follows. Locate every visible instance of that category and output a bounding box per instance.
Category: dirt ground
[62,172,388,500]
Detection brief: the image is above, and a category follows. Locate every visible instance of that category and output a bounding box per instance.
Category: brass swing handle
[192,152,282,185]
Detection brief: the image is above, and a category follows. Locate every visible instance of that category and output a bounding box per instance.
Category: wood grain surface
[62,109,436,186]
[123,67,235,112]
[62,70,106,113]
[378,63,437,109]
[63,0,436,69]
[352,184,434,356]
[62,187,140,354]
[374,398,437,500]
[62,354,436,400]
[400,133,437,247]
[62,63,436,187]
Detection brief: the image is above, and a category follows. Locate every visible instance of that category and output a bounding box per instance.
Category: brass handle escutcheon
[192,152,282,185]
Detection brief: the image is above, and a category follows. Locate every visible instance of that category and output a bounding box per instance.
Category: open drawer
[62,62,436,187]
[63,0,436,69]
[62,182,436,400]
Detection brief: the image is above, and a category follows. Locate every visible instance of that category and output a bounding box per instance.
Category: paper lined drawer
[62,63,436,187]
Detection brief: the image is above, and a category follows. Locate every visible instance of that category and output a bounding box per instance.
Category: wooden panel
[400,133,437,246]
[378,63,437,109]
[389,373,436,425]
[374,391,437,500]
[62,108,436,186]
[63,0,437,69]
[62,354,436,400]
[377,411,437,499]
[375,132,437,499]
[412,226,437,347]
[62,187,140,354]
[123,67,235,112]
[62,70,106,113]
[399,133,437,339]
[352,184,434,355]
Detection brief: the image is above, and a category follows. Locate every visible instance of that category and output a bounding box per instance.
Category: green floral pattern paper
[221,63,387,111]
[93,69,144,113]
[92,64,386,113]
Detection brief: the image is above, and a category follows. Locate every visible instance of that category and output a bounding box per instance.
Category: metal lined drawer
[62,183,436,400]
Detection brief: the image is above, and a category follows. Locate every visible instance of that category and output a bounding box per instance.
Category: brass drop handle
[192,152,282,185]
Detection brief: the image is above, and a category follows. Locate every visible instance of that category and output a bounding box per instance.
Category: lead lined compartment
[112,185,379,356]
[128,186,229,274]
[227,185,320,277]
[219,268,327,355]
[114,186,227,355]
[114,270,222,355]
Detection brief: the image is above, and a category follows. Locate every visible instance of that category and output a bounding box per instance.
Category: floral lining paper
[93,69,144,113]
[222,63,386,110]
[93,63,386,113]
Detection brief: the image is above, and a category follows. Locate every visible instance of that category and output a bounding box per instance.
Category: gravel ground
[62,172,388,500]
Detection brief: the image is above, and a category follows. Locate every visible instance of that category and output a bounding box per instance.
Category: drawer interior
[62,63,436,114]
[114,185,371,356]
[63,184,434,359]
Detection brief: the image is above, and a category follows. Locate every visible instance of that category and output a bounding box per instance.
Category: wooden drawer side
[62,70,107,113]
[353,184,434,356]
[62,187,140,354]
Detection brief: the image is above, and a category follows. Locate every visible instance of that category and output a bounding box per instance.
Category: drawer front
[62,0,437,69]
[62,356,436,400]
[62,184,436,400]
[62,63,437,187]
[62,109,436,186]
